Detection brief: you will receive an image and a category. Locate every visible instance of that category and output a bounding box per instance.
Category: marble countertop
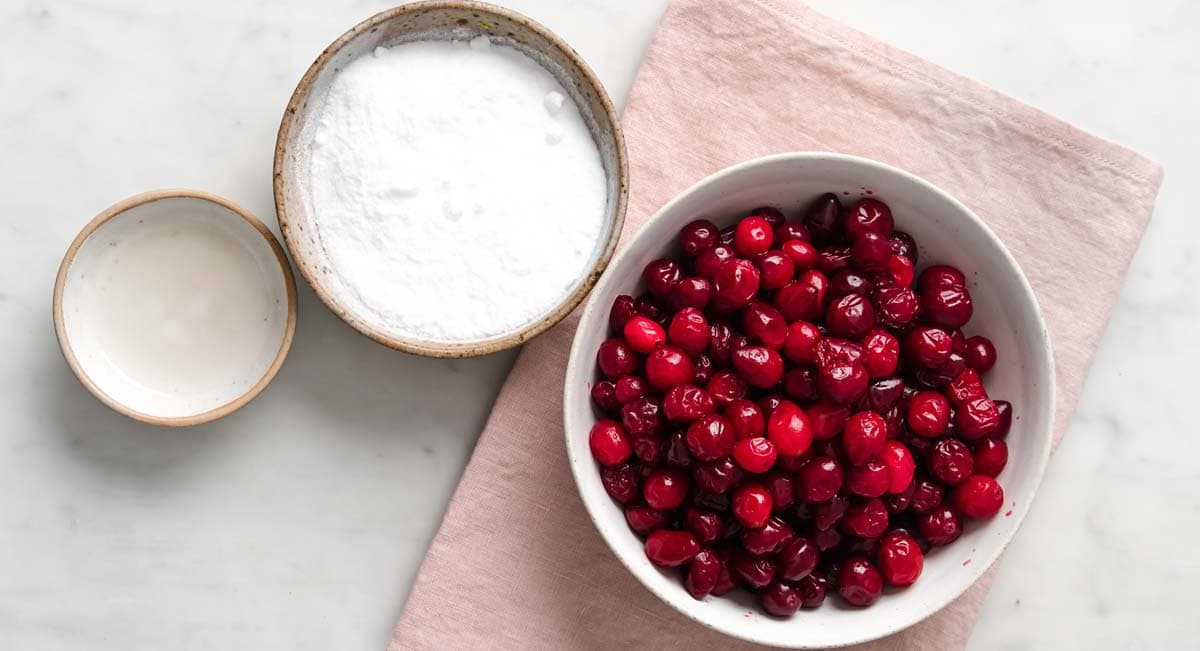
[1,0,1194,648]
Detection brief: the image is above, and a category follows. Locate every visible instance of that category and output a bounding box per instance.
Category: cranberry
[928,438,974,485]
[885,253,915,287]
[632,436,664,466]
[742,515,795,555]
[954,474,1004,518]
[669,277,712,311]
[851,231,891,271]
[693,355,713,384]
[888,231,918,263]
[764,471,796,510]
[918,265,967,292]
[662,385,715,423]
[707,321,735,366]
[625,506,670,536]
[872,285,920,328]
[591,380,619,411]
[693,457,742,494]
[600,463,639,503]
[905,327,953,370]
[946,367,985,406]
[769,536,815,583]
[909,479,944,514]
[817,362,868,405]
[724,399,765,439]
[733,437,777,474]
[761,581,803,617]
[961,335,997,373]
[994,400,1014,438]
[817,245,853,274]
[644,346,695,390]
[845,198,894,240]
[645,529,700,567]
[783,367,818,403]
[642,467,690,509]
[734,215,774,257]
[694,243,735,279]
[732,345,784,388]
[753,206,786,227]
[797,456,843,503]
[797,573,826,608]
[742,301,788,349]
[826,294,876,339]
[732,483,773,528]
[837,557,884,606]
[623,316,665,354]
[684,548,722,599]
[609,294,638,334]
[755,251,795,290]
[879,440,916,493]
[803,193,842,244]
[922,284,973,330]
[766,400,814,457]
[643,259,683,299]
[713,258,761,311]
[846,459,891,498]
[919,506,963,546]
[597,339,639,379]
[808,402,851,441]
[775,270,829,321]
[732,552,776,589]
[718,224,736,245]
[782,321,822,365]
[685,509,726,544]
[877,532,924,586]
[813,493,850,531]
[972,438,1008,476]
[589,419,633,466]
[829,269,874,298]
[613,375,649,405]
[706,371,748,407]
[781,239,819,271]
[842,498,889,538]
[956,396,1001,440]
[843,411,887,466]
[634,295,667,324]
[813,337,864,368]
[775,221,810,243]
[679,219,719,256]
[862,377,905,413]
[666,430,693,468]
[666,308,708,357]
[860,330,900,378]
[885,480,916,512]
[906,391,950,437]
[685,414,737,462]
[711,554,737,596]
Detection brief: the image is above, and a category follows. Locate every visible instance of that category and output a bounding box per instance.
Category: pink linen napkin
[390,1,1162,648]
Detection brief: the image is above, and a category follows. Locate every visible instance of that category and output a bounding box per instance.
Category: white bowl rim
[563,151,1056,647]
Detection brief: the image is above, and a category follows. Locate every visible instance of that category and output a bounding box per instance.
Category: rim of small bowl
[272,0,628,358]
[52,188,299,428]
[564,152,1056,647]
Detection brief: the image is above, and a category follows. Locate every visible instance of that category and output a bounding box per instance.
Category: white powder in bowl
[303,37,608,342]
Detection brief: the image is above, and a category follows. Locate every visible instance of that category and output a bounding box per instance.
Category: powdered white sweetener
[304,36,607,342]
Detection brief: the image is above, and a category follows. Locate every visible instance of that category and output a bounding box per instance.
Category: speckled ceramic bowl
[274,1,627,358]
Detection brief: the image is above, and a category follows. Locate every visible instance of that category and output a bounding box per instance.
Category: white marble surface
[0,1,1194,649]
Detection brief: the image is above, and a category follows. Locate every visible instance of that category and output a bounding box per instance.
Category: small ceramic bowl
[274,0,628,358]
[564,153,1055,647]
[53,189,297,427]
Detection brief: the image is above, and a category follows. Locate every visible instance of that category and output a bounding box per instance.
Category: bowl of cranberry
[563,152,1054,647]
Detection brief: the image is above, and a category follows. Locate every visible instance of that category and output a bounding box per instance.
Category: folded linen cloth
[390,1,1162,648]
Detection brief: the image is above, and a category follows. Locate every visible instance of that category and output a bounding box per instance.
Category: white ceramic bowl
[564,153,1054,648]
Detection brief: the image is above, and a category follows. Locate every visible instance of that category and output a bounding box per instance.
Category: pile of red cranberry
[588,193,1014,616]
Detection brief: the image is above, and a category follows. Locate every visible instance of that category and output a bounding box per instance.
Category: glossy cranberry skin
[862,377,905,413]
[693,356,714,384]
[680,219,719,256]
[797,456,843,503]
[763,471,796,511]
[813,494,850,531]
[732,552,777,589]
[945,367,985,406]
[704,371,746,408]
[742,302,788,349]
[766,400,814,457]
[591,380,619,411]
[880,440,916,493]
[773,220,808,242]
[713,258,761,311]
[775,270,829,321]
[669,277,712,311]
[645,346,696,390]
[685,414,737,463]
[643,258,683,299]
[643,468,691,510]
[589,419,633,466]
[664,308,708,357]
[662,385,715,423]
[888,231,918,263]
[961,336,996,373]
[872,285,920,328]
[829,269,873,298]
[732,437,777,474]
[666,431,693,468]
[813,337,864,368]
[886,254,915,287]
[851,231,891,271]
[783,367,818,403]
[842,498,889,538]
[692,457,742,494]
[742,516,795,556]
[971,438,1007,476]
[645,529,700,567]
[781,239,819,271]
[885,480,916,513]
[994,400,1014,438]
[597,339,639,379]
[928,438,974,485]
[909,479,944,514]
[609,295,638,334]
[734,215,774,257]
[623,316,665,354]
[860,330,900,378]
[613,375,649,405]
[758,581,801,617]
[732,483,773,528]
[724,399,765,439]
[694,243,735,279]
[600,463,639,503]
[796,573,826,608]
[685,509,725,544]
[905,327,953,370]
[634,295,666,324]
[767,536,815,583]
[919,506,963,546]
[877,532,924,586]
[817,245,853,274]
[808,402,851,441]
[846,459,891,498]
[922,284,974,330]
[782,321,822,365]
[843,411,887,466]
[624,506,670,535]
[802,193,842,244]
[918,265,967,293]
[754,206,786,226]
[914,352,966,389]
[826,293,876,339]
[732,345,784,388]
[956,397,1001,440]
[906,391,951,438]
[817,362,869,405]
[954,475,1004,518]
[845,198,894,240]
[685,548,722,599]
[632,436,664,466]
[752,251,794,290]
[837,556,884,606]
